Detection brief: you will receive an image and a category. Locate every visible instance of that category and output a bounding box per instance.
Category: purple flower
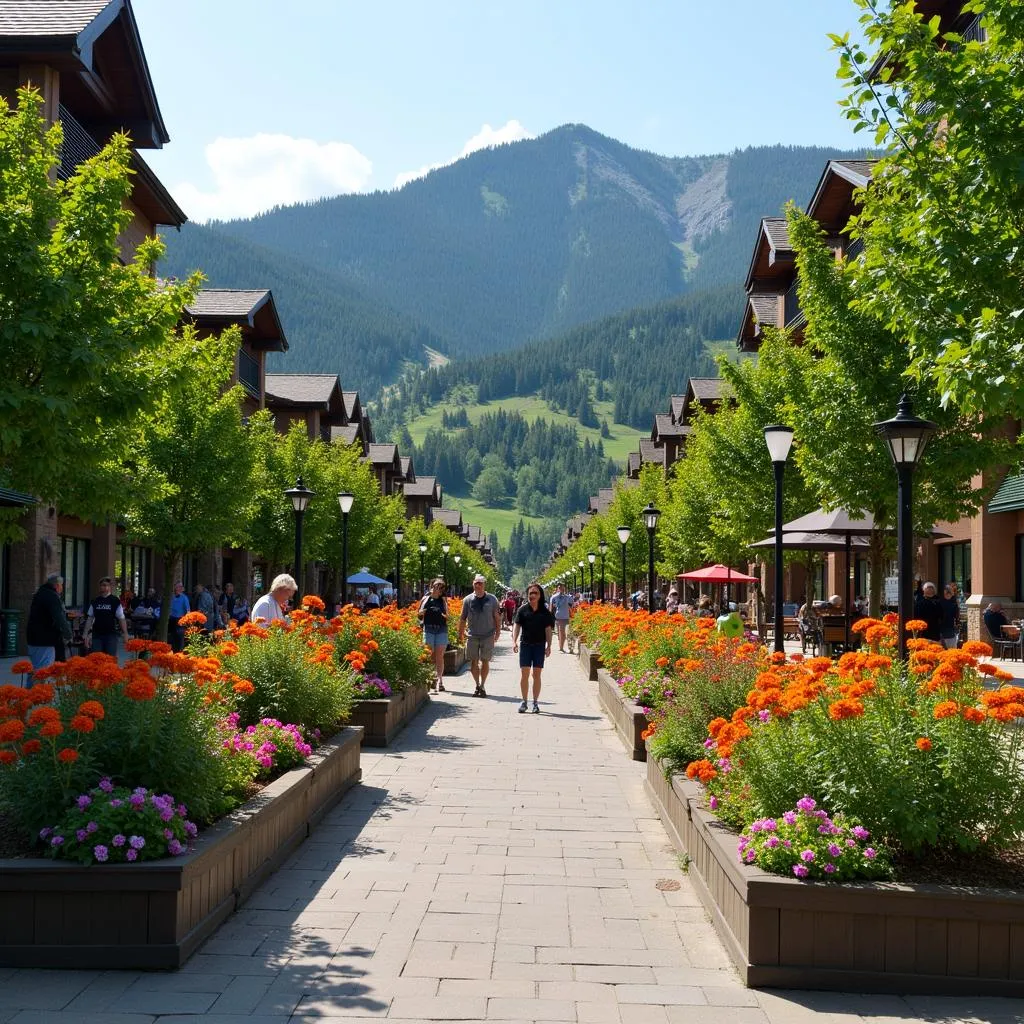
[758,709,771,723]
[39,827,52,840]
[783,839,792,848]
[703,738,715,749]
[50,835,64,847]
[708,796,718,811]
[163,829,173,840]
[76,794,92,810]
[749,821,763,834]
[864,847,878,860]
[852,825,870,840]
[76,829,87,842]
[86,821,98,833]
[109,798,123,809]
[98,777,114,793]
[93,844,109,862]
[125,848,138,862]
[184,821,197,837]
[845,838,856,848]
[762,819,777,832]
[129,835,145,850]
[765,836,779,849]
[167,838,185,856]
[782,811,797,825]
[744,849,756,863]
[827,843,842,857]
[796,796,816,813]
[792,864,809,878]
[128,792,145,808]
[824,863,836,874]
[800,849,815,863]
[112,834,126,847]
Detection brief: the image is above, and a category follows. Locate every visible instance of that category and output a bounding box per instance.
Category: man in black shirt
[512,583,554,714]
[83,577,130,657]
[912,581,944,642]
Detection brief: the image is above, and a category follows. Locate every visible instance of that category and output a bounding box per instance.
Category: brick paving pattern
[0,637,1020,1022]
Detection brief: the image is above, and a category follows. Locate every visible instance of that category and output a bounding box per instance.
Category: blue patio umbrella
[346,568,390,586]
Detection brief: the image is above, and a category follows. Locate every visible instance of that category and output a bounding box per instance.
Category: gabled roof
[131,153,186,228]
[402,475,439,499]
[627,451,641,478]
[330,423,361,447]
[0,0,169,149]
[343,392,361,421]
[744,217,795,290]
[670,395,685,423]
[653,414,689,441]
[186,289,288,351]
[806,159,877,232]
[639,439,667,468]
[430,507,463,530]
[689,378,724,402]
[466,525,483,546]
[265,374,342,409]
[737,293,783,352]
[597,487,614,514]
[365,443,400,469]
[400,456,415,482]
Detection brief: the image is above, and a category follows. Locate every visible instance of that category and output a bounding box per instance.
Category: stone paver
[2,638,1019,1021]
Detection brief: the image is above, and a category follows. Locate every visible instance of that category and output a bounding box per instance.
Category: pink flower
[792,864,809,878]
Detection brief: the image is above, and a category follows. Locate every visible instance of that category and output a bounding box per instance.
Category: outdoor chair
[997,624,1021,661]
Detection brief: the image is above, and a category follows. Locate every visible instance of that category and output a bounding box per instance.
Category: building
[265,373,347,442]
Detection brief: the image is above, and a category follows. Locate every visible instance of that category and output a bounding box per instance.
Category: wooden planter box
[644,754,1024,996]
[578,642,602,681]
[0,726,363,970]
[443,646,466,675]
[597,668,648,762]
[348,684,429,747]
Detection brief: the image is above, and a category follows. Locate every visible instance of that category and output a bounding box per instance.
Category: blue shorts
[519,642,546,669]
[423,627,448,649]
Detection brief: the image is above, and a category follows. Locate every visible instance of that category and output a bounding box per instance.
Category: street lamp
[442,543,450,587]
[393,527,405,607]
[642,503,661,612]
[764,425,795,654]
[338,491,354,607]
[587,551,595,600]
[454,553,462,596]
[577,559,584,596]
[598,540,608,603]
[418,540,427,598]
[285,477,315,603]
[874,395,937,659]
[617,525,631,608]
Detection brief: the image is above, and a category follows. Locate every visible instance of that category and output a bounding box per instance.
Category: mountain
[159,127,870,392]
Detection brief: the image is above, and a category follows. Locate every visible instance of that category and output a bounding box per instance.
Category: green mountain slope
[160,127,869,378]
[157,224,448,395]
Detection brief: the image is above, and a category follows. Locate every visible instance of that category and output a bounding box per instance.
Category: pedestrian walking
[167,581,190,652]
[939,584,961,649]
[913,581,944,642]
[194,582,218,632]
[25,572,72,670]
[82,577,130,656]
[457,574,501,697]
[549,581,573,653]
[418,577,449,694]
[512,582,554,714]
[251,574,297,625]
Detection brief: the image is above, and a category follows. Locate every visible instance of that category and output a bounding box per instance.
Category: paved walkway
[1,640,1021,1023]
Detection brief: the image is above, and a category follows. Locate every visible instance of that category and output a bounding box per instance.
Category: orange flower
[0,750,16,765]
[655,657,669,668]
[641,723,656,740]
[962,707,985,724]
[124,678,157,701]
[961,640,993,658]
[905,619,929,634]
[827,698,866,721]
[77,700,105,720]
[69,715,95,734]
[301,594,326,612]
[38,719,63,738]
[27,706,60,726]
[178,611,208,628]
[685,759,718,783]
[56,747,79,763]
[915,737,932,752]
[21,739,41,755]
[0,720,25,742]
[232,679,255,695]
[10,659,34,674]
[933,701,959,719]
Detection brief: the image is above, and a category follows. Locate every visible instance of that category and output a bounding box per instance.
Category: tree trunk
[156,551,180,642]
[868,530,887,618]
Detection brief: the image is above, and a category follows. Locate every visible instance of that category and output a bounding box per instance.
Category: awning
[988,473,1024,515]
[0,487,36,508]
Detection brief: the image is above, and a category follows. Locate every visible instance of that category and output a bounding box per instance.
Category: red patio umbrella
[677,564,759,584]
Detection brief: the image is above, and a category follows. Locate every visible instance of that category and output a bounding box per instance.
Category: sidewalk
[0,640,1021,1021]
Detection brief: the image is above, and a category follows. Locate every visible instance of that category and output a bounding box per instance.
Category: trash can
[1,609,19,656]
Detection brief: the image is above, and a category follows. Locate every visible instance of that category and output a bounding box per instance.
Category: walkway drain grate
[655,878,681,891]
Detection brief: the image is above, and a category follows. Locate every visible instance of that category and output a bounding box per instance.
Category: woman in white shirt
[250,574,297,624]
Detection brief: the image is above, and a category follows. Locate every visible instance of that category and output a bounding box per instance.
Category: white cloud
[173,133,373,223]
[394,120,533,189]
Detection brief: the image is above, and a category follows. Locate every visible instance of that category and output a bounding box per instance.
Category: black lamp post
[285,477,315,603]
[587,551,595,599]
[338,491,354,608]
[418,541,427,598]
[393,527,405,606]
[442,543,450,588]
[577,559,584,597]
[764,425,795,654]
[598,540,608,603]
[453,554,461,597]
[874,395,937,659]
[617,525,631,608]
[642,503,661,613]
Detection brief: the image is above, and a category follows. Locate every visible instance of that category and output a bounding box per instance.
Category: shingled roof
[627,451,641,477]
[366,443,399,467]
[689,378,724,402]
[186,289,288,350]
[670,395,685,422]
[343,392,361,420]
[330,424,361,447]
[402,475,439,499]
[265,374,341,407]
[430,507,463,530]
[653,414,690,440]
[639,439,667,468]
[400,456,415,481]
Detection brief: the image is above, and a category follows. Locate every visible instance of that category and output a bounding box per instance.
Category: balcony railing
[238,350,261,398]
[958,14,986,45]
[844,236,865,261]
[783,278,805,329]
[57,105,102,180]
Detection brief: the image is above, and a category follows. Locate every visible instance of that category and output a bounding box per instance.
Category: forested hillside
[159,127,869,393]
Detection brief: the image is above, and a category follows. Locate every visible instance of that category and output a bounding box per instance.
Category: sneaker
[532,702,540,714]
[518,700,528,713]
[479,687,487,698]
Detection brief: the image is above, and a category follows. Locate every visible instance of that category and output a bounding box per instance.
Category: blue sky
[135,0,865,222]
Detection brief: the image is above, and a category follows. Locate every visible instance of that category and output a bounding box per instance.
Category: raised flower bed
[349,684,430,746]
[444,646,467,675]
[578,642,602,681]
[0,726,363,969]
[645,754,1024,996]
[597,668,648,761]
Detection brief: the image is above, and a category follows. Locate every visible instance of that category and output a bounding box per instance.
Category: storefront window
[60,536,90,611]
[115,543,151,598]
[939,542,972,602]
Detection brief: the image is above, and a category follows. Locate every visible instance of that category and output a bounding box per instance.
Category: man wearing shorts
[458,574,501,697]
[512,583,554,714]
[549,581,573,653]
